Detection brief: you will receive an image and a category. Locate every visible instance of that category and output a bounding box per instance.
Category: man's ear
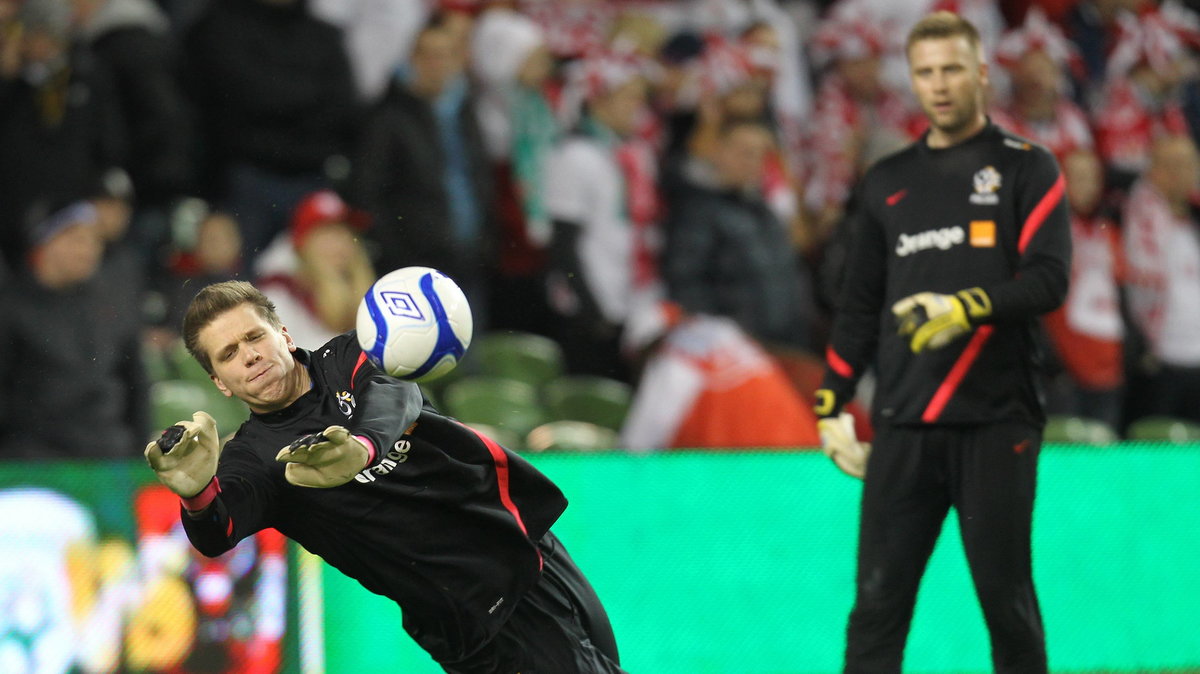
[282,325,297,352]
[211,374,233,398]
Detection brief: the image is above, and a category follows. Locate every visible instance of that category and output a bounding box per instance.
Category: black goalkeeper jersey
[180,333,568,663]
[822,122,1071,426]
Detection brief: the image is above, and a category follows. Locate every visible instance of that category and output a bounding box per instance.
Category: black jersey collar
[919,117,998,154]
[252,348,320,426]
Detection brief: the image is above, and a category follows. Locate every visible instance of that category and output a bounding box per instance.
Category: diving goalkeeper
[144,280,625,673]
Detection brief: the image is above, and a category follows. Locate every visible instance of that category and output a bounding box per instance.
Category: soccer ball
[356,267,473,382]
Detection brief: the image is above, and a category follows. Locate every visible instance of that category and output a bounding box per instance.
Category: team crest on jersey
[970,166,1001,205]
[336,390,356,417]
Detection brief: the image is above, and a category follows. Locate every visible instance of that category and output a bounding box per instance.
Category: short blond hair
[182,281,281,374]
[906,11,983,60]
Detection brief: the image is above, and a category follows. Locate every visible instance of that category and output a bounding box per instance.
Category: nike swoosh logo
[887,189,908,206]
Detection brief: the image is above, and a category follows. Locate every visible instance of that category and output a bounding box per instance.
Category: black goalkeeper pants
[844,422,1047,674]
[443,531,625,674]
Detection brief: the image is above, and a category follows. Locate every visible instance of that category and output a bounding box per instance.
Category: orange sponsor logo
[969,220,996,247]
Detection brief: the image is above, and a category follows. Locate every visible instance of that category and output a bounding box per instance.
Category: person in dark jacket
[662,117,816,352]
[181,0,359,268]
[814,13,1070,674]
[0,198,148,458]
[346,13,495,330]
[0,0,126,268]
[143,280,625,673]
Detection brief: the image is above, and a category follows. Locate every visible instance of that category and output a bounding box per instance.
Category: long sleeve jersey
[821,122,1071,426]
[180,333,567,664]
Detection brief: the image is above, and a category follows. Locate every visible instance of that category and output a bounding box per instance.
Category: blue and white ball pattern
[356,267,473,382]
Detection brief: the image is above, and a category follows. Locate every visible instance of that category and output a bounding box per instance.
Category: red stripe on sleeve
[350,351,368,389]
[463,424,543,568]
[921,326,994,423]
[1018,174,1065,254]
[826,345,854,378]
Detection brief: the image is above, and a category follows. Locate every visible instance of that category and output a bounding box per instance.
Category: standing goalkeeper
[814,12,1070,674]
[144,280,625,673]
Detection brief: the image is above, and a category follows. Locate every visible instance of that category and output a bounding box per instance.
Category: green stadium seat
[442,376,548,439]
[169,339,214,386]
[206,389,250,435]
[475,331,565,389]
[151,379,249,437]
[525,420,619,452]
[541,375,633,431]
[1043,415,1117,445]
[463,422,525,450]
[143,345,173,384]
[150,379,213,432]
[1126,416,1200,443]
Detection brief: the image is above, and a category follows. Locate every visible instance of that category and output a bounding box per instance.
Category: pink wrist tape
[182,477,221,512]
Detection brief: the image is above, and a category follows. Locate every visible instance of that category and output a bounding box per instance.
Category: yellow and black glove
[892,287,991,353]
[275,426,370,488]
[813,389,870,479]
[144,411,221,498]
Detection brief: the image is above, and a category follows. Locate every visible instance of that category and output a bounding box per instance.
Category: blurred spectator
[92,168,147,337]
[181,0,360,269]
[805,13,922,243]
[154,205,244,335]
[621,315,821,450]
[544,50,664,382]
[665,34,799,236]
[346,13,495,328]
[438,0,478,61]
[1062,0,1147,98]
[520,0,613,61]
[72,0,193,205]
[1091,7,1197,189]
[990,7,1095,160]
[0,0,126,269]
[680,1,815,178]
[310,0,429,103]
[255,189,375,350]
[71,0,198,272]
[471,5,558,334]
[0,198,148,457]
[1121,134,1200,426]
[1042,149,1126,430]
[661,117,817,353]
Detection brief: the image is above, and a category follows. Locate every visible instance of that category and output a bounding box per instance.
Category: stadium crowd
[2,0,1200,457]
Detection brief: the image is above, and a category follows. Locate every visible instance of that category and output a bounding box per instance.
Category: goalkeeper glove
[813,389,869,479]
[892,287,991,353]
[144,411,221,499]
[817,412,870,479]
[275,426,370,488]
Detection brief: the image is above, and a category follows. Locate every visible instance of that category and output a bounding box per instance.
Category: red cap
[289,190,370,249]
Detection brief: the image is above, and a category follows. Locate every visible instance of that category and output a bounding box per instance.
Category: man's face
[410,28,462,97]
[908,36,988,142]
[198,304,301,413]
[714,124,772,189]
[1011,50,1060,116]
[1150,135,1200,204]
[592,78,647,138]
[37,221,103,287]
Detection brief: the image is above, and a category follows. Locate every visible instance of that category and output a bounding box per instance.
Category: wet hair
[905,11,983,60]
[182,281,281,374]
